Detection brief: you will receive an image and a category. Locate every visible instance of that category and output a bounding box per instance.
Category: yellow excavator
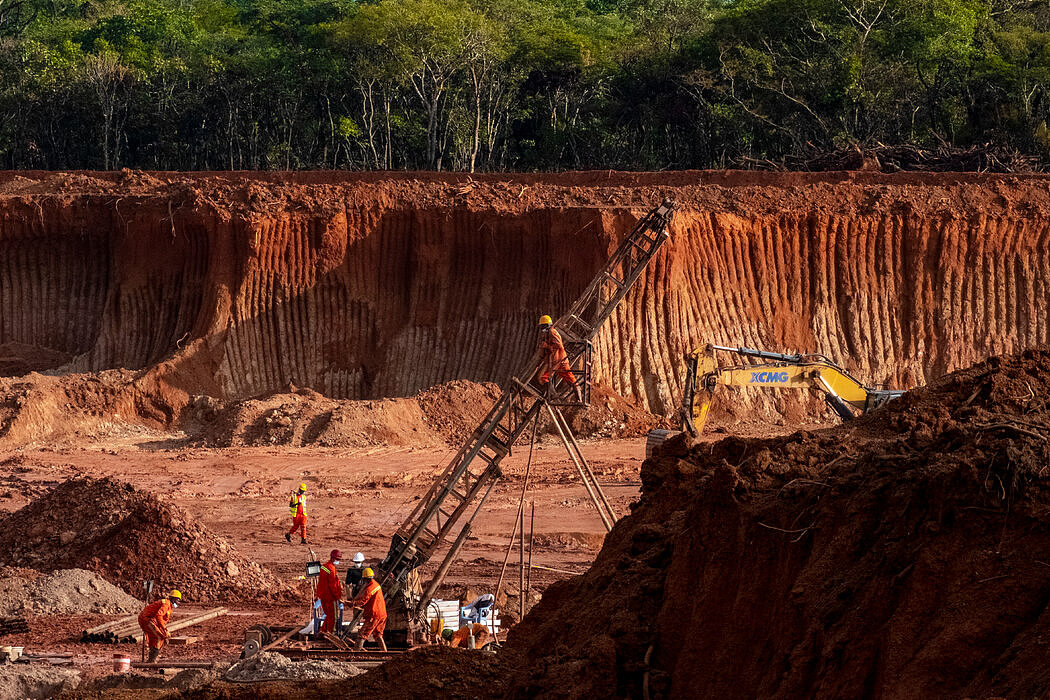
[647,344,905,456]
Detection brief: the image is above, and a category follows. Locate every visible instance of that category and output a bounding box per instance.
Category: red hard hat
[331,549,343,561]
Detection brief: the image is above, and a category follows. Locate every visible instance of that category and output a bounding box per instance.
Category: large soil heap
[0,477,290,602]
[505,348,1050,698]
[1,171,1049,427]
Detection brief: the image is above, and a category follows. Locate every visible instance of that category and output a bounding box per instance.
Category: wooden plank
[126,608,228,643]
[131,661,214,669]
[322,632,350,651]
[168,636,198,645]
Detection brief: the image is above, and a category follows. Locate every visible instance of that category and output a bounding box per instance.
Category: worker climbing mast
[375,199,677,644]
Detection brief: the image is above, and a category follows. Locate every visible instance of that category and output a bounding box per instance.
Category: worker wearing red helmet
[317,549,343,634]
[537,315,583,402]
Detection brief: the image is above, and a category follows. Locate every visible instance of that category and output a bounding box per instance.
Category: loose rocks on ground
[0,664,79,700]
[0,477,292,602]
[224,652,364,682]
[0,568,141,616]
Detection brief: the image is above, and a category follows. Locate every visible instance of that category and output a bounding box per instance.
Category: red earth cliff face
[0,170,1048,424]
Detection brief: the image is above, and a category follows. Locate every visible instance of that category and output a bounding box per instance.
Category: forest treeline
[0,0,1047,171]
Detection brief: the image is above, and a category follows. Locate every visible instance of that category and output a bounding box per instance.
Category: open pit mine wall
[0,172,1048,420]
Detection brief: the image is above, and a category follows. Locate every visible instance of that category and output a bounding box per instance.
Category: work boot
[147,647,160,663]
[300,537,308,544]
[284,533,291,543]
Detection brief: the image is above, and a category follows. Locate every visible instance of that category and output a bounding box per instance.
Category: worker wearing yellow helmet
[537,315,583,403]
[349,567,387,651]
[285,482,308,544]
[138,589,182,663]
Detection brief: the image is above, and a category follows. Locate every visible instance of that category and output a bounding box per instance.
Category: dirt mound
[0,477,291,603]
[504,348,1050,698]
[224,652,364,682]
[177,646,506,699]
[188,379,652,448]
[0,568,141,616]
[556,382,666,439]
[0,665,79,700]
[0,370,181,446]
[416,380,504,443]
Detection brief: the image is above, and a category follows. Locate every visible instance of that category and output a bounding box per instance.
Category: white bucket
[113,654,131,672]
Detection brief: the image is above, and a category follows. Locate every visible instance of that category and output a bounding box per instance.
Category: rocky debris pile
[224,652,364,682]
[181,646,506,699]
[558,382,666,439]
[0,477,292,602]
[0,370,179,447]
[0,665,79,700]
[416,380,503,443]
[338,645,507,697]
[188,379,657,449]
[505,348,1050,699]
[0,568,141,616]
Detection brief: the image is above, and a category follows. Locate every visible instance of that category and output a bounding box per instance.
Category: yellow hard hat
[538,315,552,326]
[169,590,182,600]
[362,567,375,578]
[298,483,307,492]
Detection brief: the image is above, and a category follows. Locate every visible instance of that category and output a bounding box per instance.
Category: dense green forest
[0,0,1047,171]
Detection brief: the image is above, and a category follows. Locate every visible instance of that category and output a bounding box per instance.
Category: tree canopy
[0,0,1047,170]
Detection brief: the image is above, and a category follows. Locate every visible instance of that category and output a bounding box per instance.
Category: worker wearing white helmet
[345,552,367,594]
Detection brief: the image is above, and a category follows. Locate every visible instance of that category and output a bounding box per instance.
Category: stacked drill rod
[80,608,228,643]
[0,616,29,635]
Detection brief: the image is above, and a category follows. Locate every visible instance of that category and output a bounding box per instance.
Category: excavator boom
[679,344,904,438]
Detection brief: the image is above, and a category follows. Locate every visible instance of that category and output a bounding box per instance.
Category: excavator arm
[681,344,903,436]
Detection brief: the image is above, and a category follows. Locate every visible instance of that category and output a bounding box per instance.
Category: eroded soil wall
[1,171,1048,419]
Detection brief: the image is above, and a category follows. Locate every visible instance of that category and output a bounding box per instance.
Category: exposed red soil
[2,169,1049,432]
[0,477,294,603]
[503,348,1050,698]
[162,646,506,700]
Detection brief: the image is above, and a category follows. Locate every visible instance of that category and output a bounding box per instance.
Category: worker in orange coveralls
[317,549,344,634]
[138,589,181,662]
[448,623,491,648]
[285,483,308,544]
[537,315,583,403]
[350,568,387,651]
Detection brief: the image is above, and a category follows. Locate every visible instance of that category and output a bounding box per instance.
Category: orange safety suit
[539,328,576,385]
[450,623,490,648]
[351,579,387,639]
[287,492,306,539]
[138,599,173,650]
[317,560,343,634]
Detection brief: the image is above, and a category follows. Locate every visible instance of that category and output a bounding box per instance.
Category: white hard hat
[353,552,365,563]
